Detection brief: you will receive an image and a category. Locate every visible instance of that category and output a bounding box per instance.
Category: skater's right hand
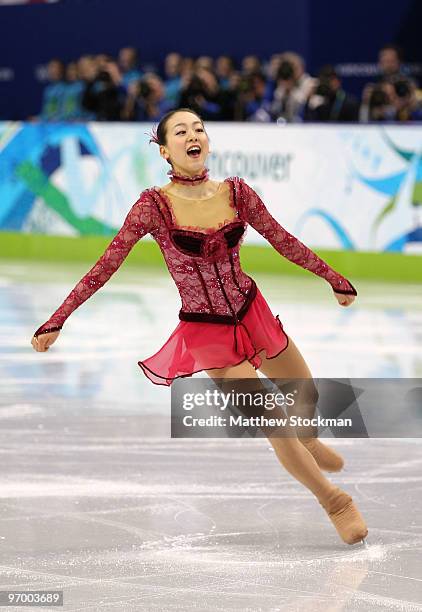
[31,331,60,352]
[333,292,356,307]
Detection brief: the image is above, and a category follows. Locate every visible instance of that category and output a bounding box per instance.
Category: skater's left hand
[333,292,355,307]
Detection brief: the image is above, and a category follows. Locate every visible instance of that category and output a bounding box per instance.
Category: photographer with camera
[178,67,234,120]
[360,81,395,122]
[361,75,422,123]
[390,76,422,121]
[271,53,316,123]
[270,60,296,122]
[270,57,316,123]
[360,44,422,122]
[235,71,273,122]
[123,73,174,122]
[303,65,359,122]
[81,55,126,121]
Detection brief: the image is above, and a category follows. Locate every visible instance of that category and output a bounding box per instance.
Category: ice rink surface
[1,261,421,611]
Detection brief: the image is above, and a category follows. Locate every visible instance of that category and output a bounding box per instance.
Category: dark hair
[249,71,267,85]
[318,64,338,81]
[149,107,205,166]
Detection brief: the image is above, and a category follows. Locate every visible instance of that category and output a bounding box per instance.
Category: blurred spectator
[362,44,403,116]
[216,55,235,90]
[198,67,236,120]
[195,56,214,71]
[37,49,422,125]
[283,52,316,102]
[361,45,421,122]
[40,59,66,121]
[178,67,234,120]
[227,71,242,94]
[368,87,392,121]
[164,52,183,106]
[77,55,97,82]
[95,54,112,72]
[236,71,272,122]
[266,53,283,82]
[61,62,85,121]
[242,55,262,75]
[181,57,195,74]
[118,47,142,89]
[75,56,97,121]
[270,60,296,122]
[378,44,404,81]
[264,53,283,102]
[82,57,125,121]
[303,65,359,122]
[123,73,174,121]
[271,53,316,122]
[390,76,422,121]
[360,82,395,122]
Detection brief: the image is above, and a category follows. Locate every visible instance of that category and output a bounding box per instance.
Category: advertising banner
[0,121,421,253]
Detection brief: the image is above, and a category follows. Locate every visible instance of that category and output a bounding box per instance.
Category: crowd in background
[38,45,422,124]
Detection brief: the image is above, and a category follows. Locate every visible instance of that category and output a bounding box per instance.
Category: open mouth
[186,145,201,159]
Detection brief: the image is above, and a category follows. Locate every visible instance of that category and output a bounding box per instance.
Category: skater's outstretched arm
[31,191,160,352]
[239,179,357,304]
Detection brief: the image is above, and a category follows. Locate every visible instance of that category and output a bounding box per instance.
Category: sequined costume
[34,177,356,385]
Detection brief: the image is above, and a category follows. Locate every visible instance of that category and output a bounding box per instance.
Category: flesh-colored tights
[206,338,337,504]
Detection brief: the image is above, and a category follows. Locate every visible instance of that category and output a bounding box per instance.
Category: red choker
[168,168,209,185]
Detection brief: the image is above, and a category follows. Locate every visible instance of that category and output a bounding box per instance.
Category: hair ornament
[148,124,160,145]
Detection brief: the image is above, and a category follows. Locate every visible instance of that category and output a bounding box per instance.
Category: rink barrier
[0,231,421,282]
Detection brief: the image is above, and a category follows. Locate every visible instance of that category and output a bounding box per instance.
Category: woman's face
[160,111,209,176]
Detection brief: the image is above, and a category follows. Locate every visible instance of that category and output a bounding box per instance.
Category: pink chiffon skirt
[138,286,289,386]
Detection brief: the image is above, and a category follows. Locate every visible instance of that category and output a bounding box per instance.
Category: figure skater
[31,108,368,545]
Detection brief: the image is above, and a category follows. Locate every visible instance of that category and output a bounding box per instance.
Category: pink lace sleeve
[239,179,357,295]
[33,191,160,337]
